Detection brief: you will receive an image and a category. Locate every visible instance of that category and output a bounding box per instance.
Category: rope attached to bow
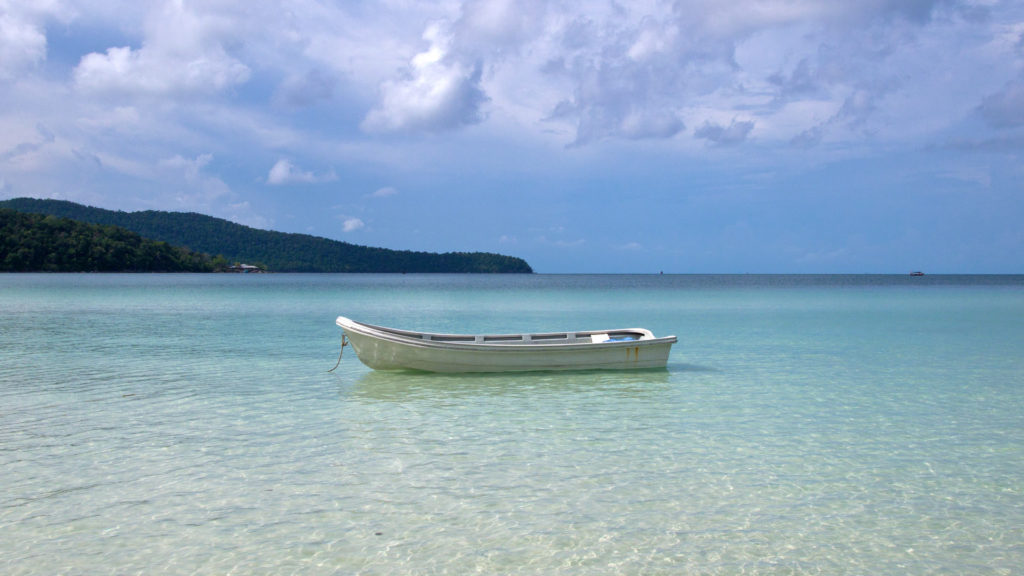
[328,333,348,373]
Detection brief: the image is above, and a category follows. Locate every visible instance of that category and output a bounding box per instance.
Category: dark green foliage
[0,198,533,273]
[0,209,218,272]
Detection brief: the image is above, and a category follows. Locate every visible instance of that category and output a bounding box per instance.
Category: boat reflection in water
[344,366,674,402]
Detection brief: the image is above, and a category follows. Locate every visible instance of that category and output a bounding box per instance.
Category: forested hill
[0,209,220,272]
[0,198,533,273]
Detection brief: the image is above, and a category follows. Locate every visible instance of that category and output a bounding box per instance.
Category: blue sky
[1,0,1022,273]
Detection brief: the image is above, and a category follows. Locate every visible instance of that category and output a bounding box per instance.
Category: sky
[1,0,1023,273]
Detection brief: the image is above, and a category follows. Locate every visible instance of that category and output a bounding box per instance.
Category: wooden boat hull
[336,316,676,373]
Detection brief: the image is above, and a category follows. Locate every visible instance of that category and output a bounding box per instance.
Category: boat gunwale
[336,316,677,351]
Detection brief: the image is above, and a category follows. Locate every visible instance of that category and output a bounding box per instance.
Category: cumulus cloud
[2,0,1020,206]
[49,0,1018,154]
[359,0,546,136]
[0,7,48,80]
[75,45,249,95]
[266,159,336,185]
[544,13,691,145]
[362,22,488,133]
[531,0,978,146]
[268,159,306,185]
[73,1,249,95]
[342,217,365,232]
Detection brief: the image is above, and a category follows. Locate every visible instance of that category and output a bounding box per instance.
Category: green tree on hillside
[0,209,221,272]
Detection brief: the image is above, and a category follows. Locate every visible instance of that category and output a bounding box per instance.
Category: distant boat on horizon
[910,271,925,276]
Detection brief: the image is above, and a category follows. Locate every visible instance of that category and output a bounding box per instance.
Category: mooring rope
[328,333,348,372]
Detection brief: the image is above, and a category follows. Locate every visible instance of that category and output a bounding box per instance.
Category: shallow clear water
[2,274,1022,574]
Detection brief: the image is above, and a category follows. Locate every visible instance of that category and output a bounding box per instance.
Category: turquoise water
[2,274,1023,574]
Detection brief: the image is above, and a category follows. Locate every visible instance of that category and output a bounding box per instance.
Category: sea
[1,273,1022,575]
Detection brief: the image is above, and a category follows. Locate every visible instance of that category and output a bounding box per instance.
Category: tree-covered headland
[0,198,533,273]
[0,209,225,272]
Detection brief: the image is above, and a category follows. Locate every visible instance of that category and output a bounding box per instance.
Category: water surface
[2,274,1022,574]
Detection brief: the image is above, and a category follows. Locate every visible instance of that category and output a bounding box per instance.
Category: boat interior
[410,328,650,345]
[341,318,657,346]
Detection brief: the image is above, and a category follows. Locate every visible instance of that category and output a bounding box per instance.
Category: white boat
[335,316,677,373]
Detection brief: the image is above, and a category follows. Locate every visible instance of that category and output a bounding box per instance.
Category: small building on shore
[226,263,265,273]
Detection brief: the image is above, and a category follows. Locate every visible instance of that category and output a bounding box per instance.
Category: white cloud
[455,0,545,51]
[266,159,336,185]
[514,0,1008,146]
[0,1,75,80]
[362,22,488,133]
[75,45,249,95]
[342,217,365,232]
[15,0,1018,163]
[370,186,398,197]
[268,159,310,185]
[0,10,47,80]
[73,1,249,95]
[536,5,718,145]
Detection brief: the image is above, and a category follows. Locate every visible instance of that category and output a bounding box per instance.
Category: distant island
[0,198,533,273]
